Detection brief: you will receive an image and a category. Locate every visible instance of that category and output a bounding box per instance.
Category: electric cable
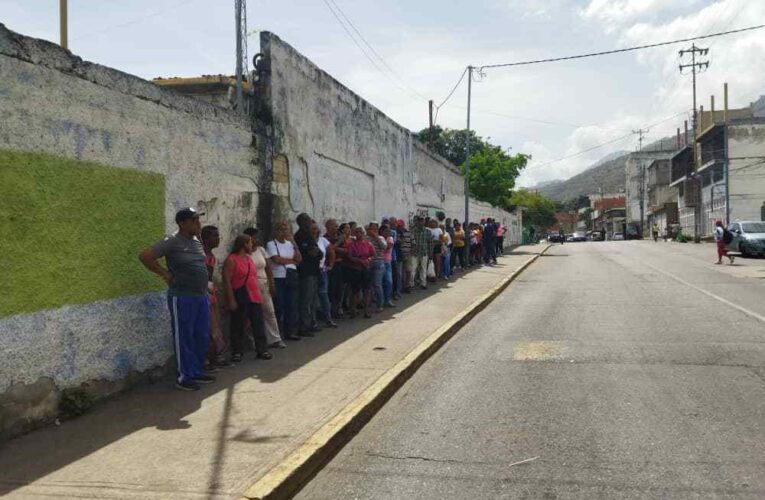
[478,24,765,70]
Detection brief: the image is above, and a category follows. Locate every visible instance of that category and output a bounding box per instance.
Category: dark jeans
[274,277,298,336]
[453,246,467,269]
[329,265,345,313]
[298,274,319,331]
[484,237,496,262]
[317,269,332,322]
[230,300,267,355]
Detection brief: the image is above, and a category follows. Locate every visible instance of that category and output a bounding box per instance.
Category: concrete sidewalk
[0,244,548,500]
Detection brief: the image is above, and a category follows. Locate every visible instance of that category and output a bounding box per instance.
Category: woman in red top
[346,226,376,318]
[223,234,272,362]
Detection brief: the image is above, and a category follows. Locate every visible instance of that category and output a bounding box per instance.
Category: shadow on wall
[0,260,496,497]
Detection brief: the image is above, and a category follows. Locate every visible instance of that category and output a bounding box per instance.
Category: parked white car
[612,232,625,241]
[726,221,765,257]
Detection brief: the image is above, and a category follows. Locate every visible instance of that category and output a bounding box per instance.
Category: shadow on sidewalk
[0,251,532,497]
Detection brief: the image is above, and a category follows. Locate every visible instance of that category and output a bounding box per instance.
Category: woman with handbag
[267,221,302,341]
[244,227,286,349]
[223,234,272,363]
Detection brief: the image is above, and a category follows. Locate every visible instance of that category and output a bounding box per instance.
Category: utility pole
[464,66,473,228]
[59,0,68,50]
[679,44,709,241]
[633,128,648,238]
[428,100,434,150]
[234,0,244,112]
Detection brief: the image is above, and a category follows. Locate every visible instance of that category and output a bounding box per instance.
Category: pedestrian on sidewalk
[453,221,467,271]
[495,222,505,255]
[483,218,497,264]
[652,223,660,242]
[409,216,430,290]
[714,220,735,265]
[267,221,302,341]
[324,219,346,321]
[244,227,285,349]
[397,219,412,293]
[346,226,375,318]
[441,224,452,280]
[294,213,322,337]
[139,208,213,391]
[223,235,272,362]
[380,224,396,307]
[428,219,444,280]
[387,217,402,300]
[314,222,338,328]
[201,225,229,370]
[368,222,387,313]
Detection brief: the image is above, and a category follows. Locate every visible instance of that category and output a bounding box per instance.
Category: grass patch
[0,148,166,317]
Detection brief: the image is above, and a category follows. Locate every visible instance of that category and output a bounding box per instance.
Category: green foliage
[416,126,484,167]
[578,207,594,223]
[417,126,528,208]
[59,388,95,418]
[0,148,166,317]
[509,190,557,231]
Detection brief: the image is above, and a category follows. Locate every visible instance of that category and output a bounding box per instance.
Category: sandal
[257,351,273,360]
[231,353,243,363]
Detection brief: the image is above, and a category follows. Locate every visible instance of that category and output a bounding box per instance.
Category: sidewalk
[0,244,548,500]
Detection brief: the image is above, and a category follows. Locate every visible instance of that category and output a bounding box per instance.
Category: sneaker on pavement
[175,380,201,391]
[204,365,221,374]
[194,374,216,384]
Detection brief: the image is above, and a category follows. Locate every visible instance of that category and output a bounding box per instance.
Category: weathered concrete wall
[0,24,261,437]
[729,122,765,221]
[260,32,520,238]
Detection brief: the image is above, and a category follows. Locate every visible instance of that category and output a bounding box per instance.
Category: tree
[416,126,528,208]
[578,207,594,229]
[416,126,484,167]
[508,190,557,231]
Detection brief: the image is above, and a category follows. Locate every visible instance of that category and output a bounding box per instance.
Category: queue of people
[140,208,506,391]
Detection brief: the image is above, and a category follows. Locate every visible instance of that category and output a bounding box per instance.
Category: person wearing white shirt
[313,223,337,327]
[266,222,302,340]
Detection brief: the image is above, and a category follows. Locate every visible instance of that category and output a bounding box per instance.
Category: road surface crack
[365,451,489,465]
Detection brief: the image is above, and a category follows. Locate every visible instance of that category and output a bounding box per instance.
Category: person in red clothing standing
[346,226,376,318]
[223,234,272,362]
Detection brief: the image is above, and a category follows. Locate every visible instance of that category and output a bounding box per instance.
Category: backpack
[722,227,733,244]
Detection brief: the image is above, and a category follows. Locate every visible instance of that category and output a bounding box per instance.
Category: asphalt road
[296,241,765,499]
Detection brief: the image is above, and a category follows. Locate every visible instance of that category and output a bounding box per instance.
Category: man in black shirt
[294,213,322,336]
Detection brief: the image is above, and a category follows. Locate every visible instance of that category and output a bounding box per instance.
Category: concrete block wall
[0,24,260,438]
[260,32,520,238]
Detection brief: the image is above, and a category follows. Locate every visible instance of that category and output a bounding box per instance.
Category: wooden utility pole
[60,0,68,49]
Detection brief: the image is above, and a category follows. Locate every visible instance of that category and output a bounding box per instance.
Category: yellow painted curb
[242,245,551,499]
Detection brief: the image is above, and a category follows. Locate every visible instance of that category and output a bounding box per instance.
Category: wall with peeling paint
[260,32,521,242]
[0,24,260,438]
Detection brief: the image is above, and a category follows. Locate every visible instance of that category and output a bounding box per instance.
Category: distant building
[551,212,577,234]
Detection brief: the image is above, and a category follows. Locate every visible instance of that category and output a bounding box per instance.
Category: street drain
[373,346,387,351]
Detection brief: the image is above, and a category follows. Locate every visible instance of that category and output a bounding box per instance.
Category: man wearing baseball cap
[139,207,213,391]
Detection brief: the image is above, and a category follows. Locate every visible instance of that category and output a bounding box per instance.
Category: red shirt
[227,253,262,304]
[347,239,375,271]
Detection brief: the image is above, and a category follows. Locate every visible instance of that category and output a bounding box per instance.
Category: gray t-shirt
[151,233,208,297]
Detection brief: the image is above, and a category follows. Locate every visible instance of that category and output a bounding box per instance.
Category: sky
[2,0,764,187]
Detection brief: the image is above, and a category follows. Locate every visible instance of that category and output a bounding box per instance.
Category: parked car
[726,221,765,257]
[571,231,587,242]
[589,231,605,241]
[566,234,575,242]
[612,232,625,241]
[547,233,564,243]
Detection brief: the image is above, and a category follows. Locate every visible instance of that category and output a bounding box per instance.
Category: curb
[242,245,551,500]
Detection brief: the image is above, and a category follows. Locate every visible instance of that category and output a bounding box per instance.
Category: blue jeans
[383,262,393,302]
[318,269,332,322]
[274,277,298,336]
[371,260,385,307]
[442,250,451,278]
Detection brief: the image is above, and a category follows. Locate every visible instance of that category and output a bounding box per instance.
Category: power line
[322,0,427,103]
[523,110,689,171]
[72,0,197,41]
[478,24,765,70]
[433,67,468,124]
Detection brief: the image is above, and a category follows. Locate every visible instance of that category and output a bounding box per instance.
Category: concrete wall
[729,122,765,221]
[0,24,261,437]
[260,32,520,238]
